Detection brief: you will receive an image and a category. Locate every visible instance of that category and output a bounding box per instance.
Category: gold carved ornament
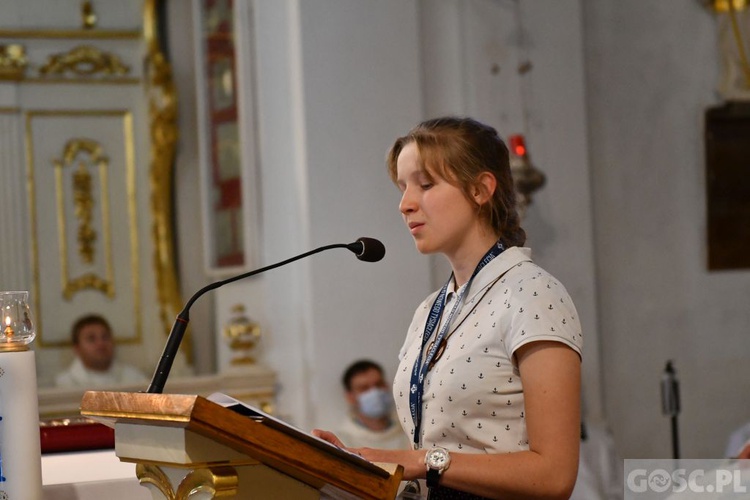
[81,0,98,30]
[0,43,27,81]
[223,304,261,366]
[136,464,239,499]
[144,0,190,359]
[39,45,130,79]
[55,138,115,300]
[73,161,96,263]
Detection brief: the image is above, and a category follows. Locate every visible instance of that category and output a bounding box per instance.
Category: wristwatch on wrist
[424,446,451,488]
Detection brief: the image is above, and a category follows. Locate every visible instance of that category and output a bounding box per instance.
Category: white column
[0,111,31,292]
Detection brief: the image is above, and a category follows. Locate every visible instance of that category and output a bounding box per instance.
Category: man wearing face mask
[337,359,410,450]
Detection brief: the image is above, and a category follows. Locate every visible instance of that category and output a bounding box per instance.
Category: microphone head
[347,237,386,262]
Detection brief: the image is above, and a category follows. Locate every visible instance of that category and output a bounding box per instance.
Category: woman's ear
[473,172,497,205]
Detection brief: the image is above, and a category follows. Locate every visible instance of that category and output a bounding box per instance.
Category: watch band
[426,467,441,488]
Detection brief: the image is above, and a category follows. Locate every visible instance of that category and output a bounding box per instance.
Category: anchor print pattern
[392,249,582,454]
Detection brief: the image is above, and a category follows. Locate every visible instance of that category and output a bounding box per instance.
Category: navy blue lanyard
[409,240,505,446]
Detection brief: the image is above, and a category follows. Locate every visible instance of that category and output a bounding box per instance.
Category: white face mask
[357,387,392,419]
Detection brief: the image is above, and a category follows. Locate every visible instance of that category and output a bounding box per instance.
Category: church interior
[1,0,749,498]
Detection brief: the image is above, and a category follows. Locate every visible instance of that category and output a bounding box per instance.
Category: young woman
[315,117,582,499]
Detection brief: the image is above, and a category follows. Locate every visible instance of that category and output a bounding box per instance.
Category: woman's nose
[399,188,416,214]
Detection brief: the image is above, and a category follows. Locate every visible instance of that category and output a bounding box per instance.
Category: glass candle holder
[0,291,36,349]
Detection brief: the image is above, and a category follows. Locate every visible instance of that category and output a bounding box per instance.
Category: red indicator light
[509,134,527,157]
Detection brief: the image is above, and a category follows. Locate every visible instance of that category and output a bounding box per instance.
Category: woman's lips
[408,222,424,234]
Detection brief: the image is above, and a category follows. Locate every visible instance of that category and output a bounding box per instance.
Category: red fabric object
[40,420,114,454]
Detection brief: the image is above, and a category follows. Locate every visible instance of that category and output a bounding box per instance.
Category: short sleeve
[504,266,583,359]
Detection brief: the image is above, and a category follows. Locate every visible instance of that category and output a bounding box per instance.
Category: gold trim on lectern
[136,464,173,499]
[136,464,240,500]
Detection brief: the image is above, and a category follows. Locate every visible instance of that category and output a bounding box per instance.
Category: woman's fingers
[311,429,346,448]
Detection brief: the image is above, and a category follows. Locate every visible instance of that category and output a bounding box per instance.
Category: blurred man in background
[337,359,409,450]
[55,314,147,388]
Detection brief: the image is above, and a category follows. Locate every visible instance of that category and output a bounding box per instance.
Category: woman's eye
[420,183,433,190]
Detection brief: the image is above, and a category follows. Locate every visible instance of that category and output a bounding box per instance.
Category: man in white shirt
[337,359,409,450]
[55,314,147,388]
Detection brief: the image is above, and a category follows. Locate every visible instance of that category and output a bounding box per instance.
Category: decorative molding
[81,1,98,30]
[5,2,182,366]
[25,110,142,347]
[0,42,139,84]
[39,45,130,78]
[136,464,239,500]
[223,304,261,366]
[0,29,140,40]
[136,464,173,499]
[66,141,104,264]
[175,466,239,499]
[52,137,114,300]
[0,43,27,81]
[19,77,140,85]
[144,0,189,360]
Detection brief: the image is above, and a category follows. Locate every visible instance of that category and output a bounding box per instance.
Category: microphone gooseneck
[146,237,384,394]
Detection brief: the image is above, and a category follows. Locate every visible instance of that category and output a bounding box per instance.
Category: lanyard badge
[408,241,505,446]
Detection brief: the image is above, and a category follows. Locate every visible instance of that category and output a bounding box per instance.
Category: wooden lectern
[81,391,404,499]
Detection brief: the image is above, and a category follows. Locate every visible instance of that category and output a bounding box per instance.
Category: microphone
[146,237,385,394]
[346,236,385,262]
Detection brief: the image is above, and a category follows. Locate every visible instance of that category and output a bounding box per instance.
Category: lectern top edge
[80,390,199,426]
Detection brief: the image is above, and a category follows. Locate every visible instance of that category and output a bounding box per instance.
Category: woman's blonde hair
[387,117,526,248]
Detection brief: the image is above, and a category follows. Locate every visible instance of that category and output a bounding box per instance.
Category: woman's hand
[311,429,346,448]
[351,447,426,480]
[312,430,425,480]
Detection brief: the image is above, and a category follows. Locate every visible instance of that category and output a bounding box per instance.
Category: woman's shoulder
[501,249,571,293]
[501,256,583,356]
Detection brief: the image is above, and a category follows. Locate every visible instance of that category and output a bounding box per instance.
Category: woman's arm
[344,341,581,500]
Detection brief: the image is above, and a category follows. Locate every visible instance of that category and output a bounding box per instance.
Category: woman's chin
[413,240,438,255]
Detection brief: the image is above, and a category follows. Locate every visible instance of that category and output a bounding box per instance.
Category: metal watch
[424,446,451,488]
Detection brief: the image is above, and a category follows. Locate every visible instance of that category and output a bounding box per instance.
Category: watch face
[426,448,450,469]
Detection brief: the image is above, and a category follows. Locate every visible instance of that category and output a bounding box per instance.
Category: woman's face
[396,142,479,258]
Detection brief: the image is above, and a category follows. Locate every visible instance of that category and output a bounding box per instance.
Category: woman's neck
[448,231,502,287]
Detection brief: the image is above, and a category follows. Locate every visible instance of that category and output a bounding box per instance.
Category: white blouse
[393,247,583,452]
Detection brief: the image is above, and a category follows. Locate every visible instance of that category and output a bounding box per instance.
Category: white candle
[0,350,43,499]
